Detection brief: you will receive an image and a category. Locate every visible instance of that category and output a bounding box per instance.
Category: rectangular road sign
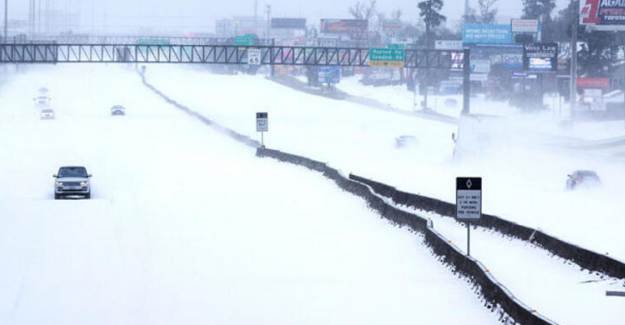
[248,49,261,65]
[234,34,257,46]
[369,48,405,68]
[456,177,482,220]
[256,112,268,132]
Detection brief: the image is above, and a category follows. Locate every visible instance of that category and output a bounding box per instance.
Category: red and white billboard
[577,77,610,89]
[580,0,625,30]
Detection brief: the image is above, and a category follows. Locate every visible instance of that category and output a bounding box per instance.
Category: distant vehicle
[54,166,92,199]
[439,80,463,95]
[40,108,55,120]
[34,95,51,107]
[111,105,126,116]
[395,135,417,148]
[566,170,601,190]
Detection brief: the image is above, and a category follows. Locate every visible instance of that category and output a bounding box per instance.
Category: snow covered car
[40,108,55,120]
[54,166,92,199]
[111,105,126,116]
[566,170,601,190]
[34,95,51,107]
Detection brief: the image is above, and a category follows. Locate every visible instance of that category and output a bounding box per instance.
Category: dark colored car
[111,105,126,116]
[566,170,601,190]
[54,166,92,199]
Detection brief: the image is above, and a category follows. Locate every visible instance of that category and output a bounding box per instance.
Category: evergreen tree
[418,0,446,48]
[522,0,556,40]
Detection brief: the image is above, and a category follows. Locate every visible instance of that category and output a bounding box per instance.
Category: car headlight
[56,181,63,187]
[80,181,88,187]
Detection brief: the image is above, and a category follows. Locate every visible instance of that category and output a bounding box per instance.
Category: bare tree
[391,9,403,21]
[478,0,498,24]
[349,0,377,20]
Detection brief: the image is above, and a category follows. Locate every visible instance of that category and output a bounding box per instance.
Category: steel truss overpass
[0,44,467,68]
[0,43,471,114]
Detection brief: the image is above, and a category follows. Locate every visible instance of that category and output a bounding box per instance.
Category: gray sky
[7,0,571,34]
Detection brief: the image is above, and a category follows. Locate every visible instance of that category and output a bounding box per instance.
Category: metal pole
[463,48,471,115]
[467,221,471,256]
[570,0,579,119]
[4,0,8,42]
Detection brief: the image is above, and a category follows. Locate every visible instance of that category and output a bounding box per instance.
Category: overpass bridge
[0,42,471,114]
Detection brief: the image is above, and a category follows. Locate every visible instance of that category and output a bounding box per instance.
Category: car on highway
[566,170,601,190]
[40,108,55,120]
[53,166,92,199]
[111,105,126,116]
[34,95,51,108]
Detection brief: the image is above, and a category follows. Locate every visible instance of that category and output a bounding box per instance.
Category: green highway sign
[369,48,405,68]
[234,34,257,46]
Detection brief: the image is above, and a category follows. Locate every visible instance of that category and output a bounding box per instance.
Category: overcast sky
[7,0,571,33]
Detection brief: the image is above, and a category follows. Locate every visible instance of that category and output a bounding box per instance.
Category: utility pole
[4,0,8,42]
[570,0,579,119]
[265,4,271,40]
[464,0,470,19]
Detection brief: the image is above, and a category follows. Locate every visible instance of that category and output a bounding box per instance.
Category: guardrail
[349,174,625,280]
[257,147,554,325]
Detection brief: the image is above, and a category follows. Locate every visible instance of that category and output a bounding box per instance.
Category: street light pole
[4,0,8,42]
[570,0,579,119]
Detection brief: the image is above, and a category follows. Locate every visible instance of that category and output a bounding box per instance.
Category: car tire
[54,194,62,200]
[85,193,91,199]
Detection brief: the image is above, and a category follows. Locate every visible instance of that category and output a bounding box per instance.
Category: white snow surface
[144,65,625,265]
[0,65,497,324]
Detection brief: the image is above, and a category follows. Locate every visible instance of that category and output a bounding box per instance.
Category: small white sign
[456,177,482,220]
[256,112,268,132]
[435,40,463,50]
[248,49,262,65]
[511,19,539,33]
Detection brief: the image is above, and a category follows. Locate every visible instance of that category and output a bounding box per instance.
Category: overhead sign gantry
[0,42,471,114]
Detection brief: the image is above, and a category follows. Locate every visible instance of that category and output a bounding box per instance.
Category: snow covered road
[145,65,625,265]
[0,65,497,324]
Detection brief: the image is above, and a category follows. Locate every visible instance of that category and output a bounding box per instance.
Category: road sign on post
[456,177,482,256]
[368,48,405,68]
[248,49,261,65]
[256,112,268,147]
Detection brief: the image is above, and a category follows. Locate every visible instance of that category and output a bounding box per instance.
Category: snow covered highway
[145,65,625,264]
[0,65,499,324]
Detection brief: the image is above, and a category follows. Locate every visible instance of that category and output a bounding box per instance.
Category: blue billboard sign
[463,24,512,44]
[318,66,341,84]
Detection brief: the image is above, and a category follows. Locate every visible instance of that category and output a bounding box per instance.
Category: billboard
[577,77,610,89]
[382,19,403,33]
[511,19,539,33]
[435,40,463,50]
[318,66,341,84]
[463,24,512,44]
[320,19,368,34]
[523,43,558,72]
[271,18,307,30]
[581,0,625,30]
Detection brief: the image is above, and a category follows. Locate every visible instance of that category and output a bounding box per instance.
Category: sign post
[456,177,482,256]
[256,112,268,147]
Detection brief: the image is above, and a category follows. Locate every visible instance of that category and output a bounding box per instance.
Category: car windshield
[58,167,87,178]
